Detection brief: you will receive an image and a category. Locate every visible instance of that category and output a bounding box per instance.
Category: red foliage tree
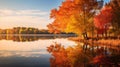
[94,6,113,34]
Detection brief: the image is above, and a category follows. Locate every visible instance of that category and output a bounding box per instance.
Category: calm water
[0,35,76,67]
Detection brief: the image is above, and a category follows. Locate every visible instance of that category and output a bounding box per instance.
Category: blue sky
[103,0,110,4]
[0,0,63,11]
[0,0,64,29]
[0,0,110,29]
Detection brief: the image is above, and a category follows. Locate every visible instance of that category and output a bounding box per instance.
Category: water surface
[0,35,76,67]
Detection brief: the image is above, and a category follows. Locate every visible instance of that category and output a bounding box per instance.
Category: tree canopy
[108,0,120,35]
[48,0,99,35]
[48,0,120,37]
[94,6,113,34]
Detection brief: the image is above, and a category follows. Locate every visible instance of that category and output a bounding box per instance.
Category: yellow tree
[48,0,100,38]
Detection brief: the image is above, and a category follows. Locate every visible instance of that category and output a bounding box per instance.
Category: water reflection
[1,35,119,67]
[0,34,75,42]
[0,36,77,67]
[0,38,76,57]
[47,42,120,67]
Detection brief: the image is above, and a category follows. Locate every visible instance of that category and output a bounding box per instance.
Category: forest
[0,27,74,34]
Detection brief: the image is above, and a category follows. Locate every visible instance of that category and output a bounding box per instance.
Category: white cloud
[16,10,48,16]
[0,9,51,29]
[0,9,14,16]
[0,9,48,16]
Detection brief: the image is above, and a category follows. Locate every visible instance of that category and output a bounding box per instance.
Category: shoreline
[0,34,77,37]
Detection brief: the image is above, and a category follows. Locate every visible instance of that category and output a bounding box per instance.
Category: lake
[0,35,77,67]
[0,35,120,67]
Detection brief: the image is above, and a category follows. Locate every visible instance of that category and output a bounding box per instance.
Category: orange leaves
[47,43,69,67]
[48,0,99,35]
[47,43,92,67]
[94,6,113,34]
[94,6,113,29]
[47,42,120,67]
[48,0,77,34]
[50,9,58,18]
[47,22,61,34]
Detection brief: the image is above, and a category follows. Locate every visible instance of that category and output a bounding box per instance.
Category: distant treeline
[0,27,75,34]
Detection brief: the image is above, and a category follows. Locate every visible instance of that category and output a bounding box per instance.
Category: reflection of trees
[0,34,74,42]
[0,34,76,42]
[47,43,93,67]
[0,35,55,42]
[47,42,120,67]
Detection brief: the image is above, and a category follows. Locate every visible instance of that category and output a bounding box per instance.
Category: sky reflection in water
[0,38,76,57]
[0,37,76,67]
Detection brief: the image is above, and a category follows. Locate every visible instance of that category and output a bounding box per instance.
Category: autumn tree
[108,0,120,35]
[48,0,101,38]
[94,6,113,37]
[47,21,61,34]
